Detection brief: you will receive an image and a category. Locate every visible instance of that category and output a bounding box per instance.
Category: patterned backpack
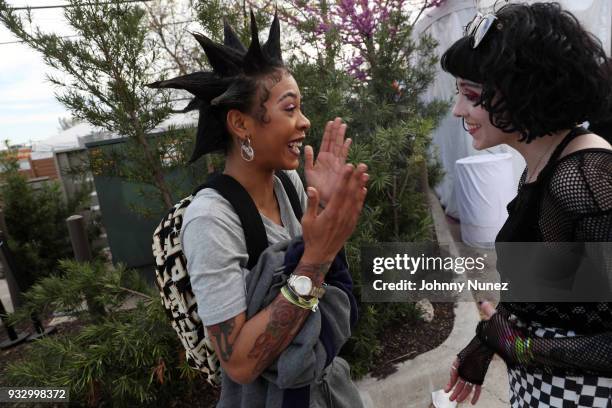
[152,172,303,386]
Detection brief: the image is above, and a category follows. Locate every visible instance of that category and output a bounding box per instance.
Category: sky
[0,0,427,149]
[0,1,77,147]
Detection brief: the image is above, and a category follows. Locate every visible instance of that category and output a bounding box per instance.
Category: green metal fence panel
[86,137,196,269]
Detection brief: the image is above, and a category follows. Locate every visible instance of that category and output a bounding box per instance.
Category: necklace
[526,138,558,183]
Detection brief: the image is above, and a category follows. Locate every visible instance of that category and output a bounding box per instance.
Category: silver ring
[465,381,473,387]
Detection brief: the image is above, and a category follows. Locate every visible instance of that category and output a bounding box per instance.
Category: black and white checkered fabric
[508,322,612,407]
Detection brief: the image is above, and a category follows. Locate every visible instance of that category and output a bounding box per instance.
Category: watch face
[293,276,312,296]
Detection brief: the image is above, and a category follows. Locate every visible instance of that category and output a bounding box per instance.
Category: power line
[0,1,159,45]
[0,19,198,45]
[0,35,78,45]
[7,0,152,11]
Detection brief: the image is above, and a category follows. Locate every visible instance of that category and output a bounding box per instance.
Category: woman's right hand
[445,357,482,405]
[301,163,368,263]
[445,302,497,404]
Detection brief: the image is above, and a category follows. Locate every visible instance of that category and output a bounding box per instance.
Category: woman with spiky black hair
[440,2,612,407]
[150,12,366,408]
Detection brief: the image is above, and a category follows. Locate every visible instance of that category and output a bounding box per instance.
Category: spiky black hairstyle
[441,2,612,143]
[148,11,284,162]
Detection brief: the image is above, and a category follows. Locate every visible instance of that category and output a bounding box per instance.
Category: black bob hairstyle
[441,2,612,143]
[148,12,285,162]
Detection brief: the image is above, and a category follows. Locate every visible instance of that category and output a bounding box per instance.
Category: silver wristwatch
[287,274,326,298]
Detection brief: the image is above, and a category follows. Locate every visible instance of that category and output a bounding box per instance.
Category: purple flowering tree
[283,0,446,80]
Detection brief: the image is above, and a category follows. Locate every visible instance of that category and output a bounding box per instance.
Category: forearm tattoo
[246,261,331,374]
[208,318,236,362]
[247,294,308,374]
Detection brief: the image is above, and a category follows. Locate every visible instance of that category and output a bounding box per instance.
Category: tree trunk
[320,0,334,69]
[418,158,429,194]
[132,124,174,208]
[127,110,174,208]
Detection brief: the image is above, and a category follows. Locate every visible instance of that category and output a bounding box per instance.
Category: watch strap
[288,274,325,299]
[310,285,326,298]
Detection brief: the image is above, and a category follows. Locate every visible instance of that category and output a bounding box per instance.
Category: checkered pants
[508,323,612,408]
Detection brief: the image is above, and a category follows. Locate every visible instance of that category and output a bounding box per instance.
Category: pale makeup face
[452,78,514,150]
[249,72,311,170]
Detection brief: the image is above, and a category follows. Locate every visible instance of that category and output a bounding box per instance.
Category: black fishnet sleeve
[455,304,508,385]
[477,311,612,376]
[456,335,495,385]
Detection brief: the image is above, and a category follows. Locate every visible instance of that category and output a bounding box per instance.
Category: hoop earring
[240,136,254,162]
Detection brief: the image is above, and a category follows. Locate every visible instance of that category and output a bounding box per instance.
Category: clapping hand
[301,163,368,263]
[304,117,352,206]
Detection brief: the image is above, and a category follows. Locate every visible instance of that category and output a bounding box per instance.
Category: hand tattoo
[293,262,331,286]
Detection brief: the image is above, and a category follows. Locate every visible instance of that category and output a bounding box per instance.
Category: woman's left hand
[304,117,352,205]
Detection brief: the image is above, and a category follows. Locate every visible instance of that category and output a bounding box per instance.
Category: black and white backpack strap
[193,171,304,270]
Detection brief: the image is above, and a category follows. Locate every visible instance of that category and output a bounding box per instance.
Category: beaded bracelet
[280,285,319,312]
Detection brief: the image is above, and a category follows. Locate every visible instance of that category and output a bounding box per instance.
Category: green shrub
[0,152,91,287]
[5,260,211,407]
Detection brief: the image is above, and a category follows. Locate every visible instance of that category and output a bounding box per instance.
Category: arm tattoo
[246,262,331,375]
[247,295,308,374]
[208,318,236,362]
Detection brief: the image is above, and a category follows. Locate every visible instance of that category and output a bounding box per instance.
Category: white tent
[33,122,109,152]
[414,0,612,219]
[32,109,198,153]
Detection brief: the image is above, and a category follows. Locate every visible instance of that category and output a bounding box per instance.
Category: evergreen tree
[0,0,176,208]
[0,151,87,286]
[283,0,449,376]
[4,261,213,407]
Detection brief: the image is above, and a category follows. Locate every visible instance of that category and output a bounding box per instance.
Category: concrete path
[0,279,13,331]
[356,301,510,408]
[0,278,13,314]
[355,191,510,407]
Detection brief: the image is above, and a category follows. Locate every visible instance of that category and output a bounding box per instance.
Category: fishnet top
[497,127,612,333]
[457,128,612,384]
[534,149,612,241]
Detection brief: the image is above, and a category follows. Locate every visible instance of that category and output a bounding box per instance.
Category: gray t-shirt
[180,170,307,326]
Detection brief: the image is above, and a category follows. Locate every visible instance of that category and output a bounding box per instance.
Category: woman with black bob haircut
[149,12,367,408]
[442,1,612,143]
[440,2,612,407]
